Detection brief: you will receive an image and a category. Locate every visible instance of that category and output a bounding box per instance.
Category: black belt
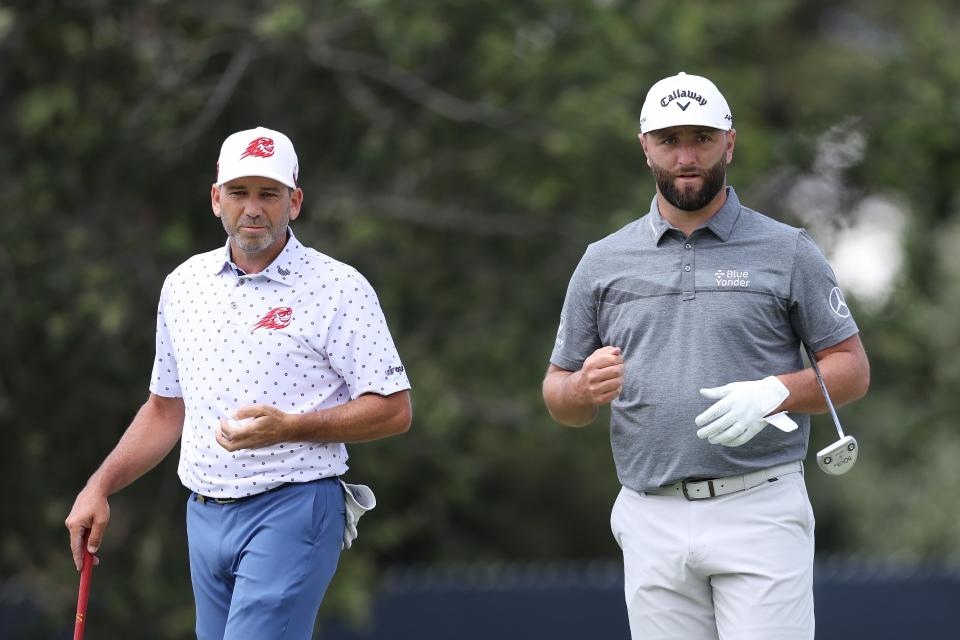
[194,482,293,505]
[192,476,337,505]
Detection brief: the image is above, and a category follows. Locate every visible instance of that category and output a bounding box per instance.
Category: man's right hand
[571,346,625,405]
[65,484,110,571]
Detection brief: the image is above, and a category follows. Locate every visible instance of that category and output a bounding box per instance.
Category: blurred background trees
[2,0,959,637]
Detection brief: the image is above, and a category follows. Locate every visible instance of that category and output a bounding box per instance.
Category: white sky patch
[828,195,906,309]
[786,121,867,244]
[785,120,905,310]
[814,123,866,174]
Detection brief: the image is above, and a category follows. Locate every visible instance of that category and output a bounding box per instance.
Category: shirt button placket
[229,276,244,314]
[682,241,695,300]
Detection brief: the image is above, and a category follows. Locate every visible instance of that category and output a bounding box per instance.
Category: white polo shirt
[150,230,410,498]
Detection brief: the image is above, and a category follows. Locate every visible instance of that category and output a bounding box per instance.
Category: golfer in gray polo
[542,72,870,640]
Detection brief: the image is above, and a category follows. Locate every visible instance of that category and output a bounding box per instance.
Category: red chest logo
[240,136,275,159]
[252,307,293,331]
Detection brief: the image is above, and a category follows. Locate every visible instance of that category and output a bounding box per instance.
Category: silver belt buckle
[681,479,716,500]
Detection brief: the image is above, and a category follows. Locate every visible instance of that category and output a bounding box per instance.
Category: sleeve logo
[829,287,850,318]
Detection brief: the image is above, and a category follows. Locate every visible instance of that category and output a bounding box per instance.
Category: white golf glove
[695,376,798,447]
[340,481,376,550]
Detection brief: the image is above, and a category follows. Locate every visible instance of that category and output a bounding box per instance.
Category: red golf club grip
[74,530,94,640]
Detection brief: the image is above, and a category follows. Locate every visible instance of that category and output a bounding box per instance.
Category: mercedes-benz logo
[829,287,850,318]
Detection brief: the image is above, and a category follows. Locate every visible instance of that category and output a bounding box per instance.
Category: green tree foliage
[2,0,959,636]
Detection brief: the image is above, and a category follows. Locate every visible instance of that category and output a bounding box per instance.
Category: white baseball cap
[215,126,299,189]
[639,72,733,134]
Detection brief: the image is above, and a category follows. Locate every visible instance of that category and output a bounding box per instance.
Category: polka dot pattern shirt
[149,230,411,498]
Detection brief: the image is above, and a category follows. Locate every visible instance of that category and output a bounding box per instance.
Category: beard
[651,156,728,211]
[223,212,289,255]
[232,228,282,254]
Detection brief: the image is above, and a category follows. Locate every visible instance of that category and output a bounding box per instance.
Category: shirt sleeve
[324,271,410,399]
[149,276,183,397]
[789,230,860,352]
[550,248,602,371]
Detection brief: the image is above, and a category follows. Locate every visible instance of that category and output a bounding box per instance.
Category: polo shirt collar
[213,227,302,286]
[706,187,741,242]
[646,186,742,244]
[646,201,672,245]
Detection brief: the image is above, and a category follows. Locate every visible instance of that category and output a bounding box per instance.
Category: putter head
[816,435,858,475]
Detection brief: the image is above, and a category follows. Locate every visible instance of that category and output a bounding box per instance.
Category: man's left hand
[216,405,294,451]
[694,376,791,447]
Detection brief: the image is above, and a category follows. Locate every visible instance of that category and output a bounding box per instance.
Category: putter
[804,344,858,475]
[74,530,94,640]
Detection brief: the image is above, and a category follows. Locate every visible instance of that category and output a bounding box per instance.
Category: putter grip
[74,531,93,640]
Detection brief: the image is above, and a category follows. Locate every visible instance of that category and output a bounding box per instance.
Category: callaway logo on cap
[639,72,733,134]
[215,126,299,188]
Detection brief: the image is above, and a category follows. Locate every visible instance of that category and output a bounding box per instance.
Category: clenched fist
[216,405,292,452]
[573,346,625,405]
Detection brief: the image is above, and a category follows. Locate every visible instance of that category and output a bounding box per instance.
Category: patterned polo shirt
[550,187,859,492]
[150,229,410,498]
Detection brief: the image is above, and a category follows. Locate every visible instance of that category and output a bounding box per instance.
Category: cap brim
[215,171,296,189]
[640,115,732,134]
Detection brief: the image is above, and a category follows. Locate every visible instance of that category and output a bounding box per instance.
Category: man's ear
[725,129,736,164]
[638,133,652,168]
[211,184,222,218]
[288,188,304,221]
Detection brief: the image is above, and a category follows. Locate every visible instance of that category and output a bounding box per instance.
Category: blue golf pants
[186,477,345,640]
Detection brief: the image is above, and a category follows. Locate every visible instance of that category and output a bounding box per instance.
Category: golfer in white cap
[543,73,870,639]
[66,127,412,639]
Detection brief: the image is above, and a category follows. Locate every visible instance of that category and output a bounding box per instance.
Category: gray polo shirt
[550,187,859,492]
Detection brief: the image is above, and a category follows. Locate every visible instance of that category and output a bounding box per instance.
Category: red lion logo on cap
[240,136,275,160]
[252,306,292,331]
